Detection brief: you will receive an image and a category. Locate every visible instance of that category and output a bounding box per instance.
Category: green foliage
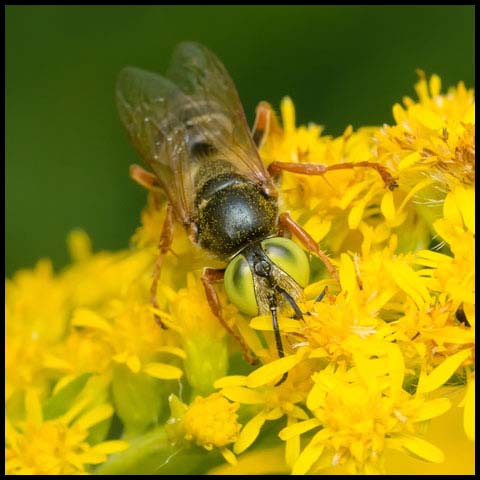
[42,373,92,420]
[112,364,165,435]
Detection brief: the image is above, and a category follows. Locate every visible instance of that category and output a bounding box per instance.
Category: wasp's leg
[268,160,398,190]
[278,212,339,282]
[130,163,170,326]
[252,101,283,149]
[201,267,258,365]
[252,101,273,148]
[130,164,161,191]
[315,286,329,303]
[149,203,174,329]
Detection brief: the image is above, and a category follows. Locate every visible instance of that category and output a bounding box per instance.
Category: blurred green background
[6,5,474,276]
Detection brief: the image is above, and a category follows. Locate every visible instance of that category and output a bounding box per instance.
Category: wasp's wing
[116,66,196,225]
[165,42,275,192]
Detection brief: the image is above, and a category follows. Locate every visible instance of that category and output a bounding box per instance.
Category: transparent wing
[166,42,274,191]
[116,66,196,224]
[116,43,276,225]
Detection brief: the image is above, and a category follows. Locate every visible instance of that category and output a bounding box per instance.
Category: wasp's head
[224,237,310,319]
[224,237,310,385]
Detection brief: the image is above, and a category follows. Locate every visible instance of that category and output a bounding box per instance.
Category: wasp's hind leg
[130,164,173,329]
[278,212,339,283]
[201,267,258,365]
[268,160,398,190]
[147,204,175,330]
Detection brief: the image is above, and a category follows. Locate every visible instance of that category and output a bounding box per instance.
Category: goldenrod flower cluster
[5,72,474,474]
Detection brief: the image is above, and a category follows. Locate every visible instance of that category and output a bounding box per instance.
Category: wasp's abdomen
[195,174,278,259]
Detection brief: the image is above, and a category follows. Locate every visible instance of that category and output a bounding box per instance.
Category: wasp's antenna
[268,292,288,386]
[277,286,303,320]
[315,285,328,304]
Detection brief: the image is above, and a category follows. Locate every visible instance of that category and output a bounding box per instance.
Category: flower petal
[221,386,265,404]
[88,440,129,455]
[292,430,327,475]
[306,380,325,411]
[413,397,451,422]
[279,418,321,440]
[339,253,358,294]
[398,151,421,171]
[281,97,296,134]
[214,376,248,389]
[386,343,405,400]
[385,260,431,308]
[247,354,303,388]
[71,308,112,332]
[126,354,141,373]
[220,447,237,466]
[234,412,266,454]
[453,186,474,233]
[25,389,43,425]
[154,346,187,359]
[417,349,471,393]
[142,362,183,380]
[397,435,444,463]
[73,404,113,430]
[249,315,301,332]
[381,190,395,221]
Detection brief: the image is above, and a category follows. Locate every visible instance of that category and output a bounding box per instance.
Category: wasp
[116,42,397,384]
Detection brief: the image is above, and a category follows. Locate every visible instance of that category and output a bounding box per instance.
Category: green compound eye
[224,238,310,317]
[261,237,310,288]
[224,254,258,316]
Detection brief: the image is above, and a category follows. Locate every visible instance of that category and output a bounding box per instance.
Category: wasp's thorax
[195,171,277,259]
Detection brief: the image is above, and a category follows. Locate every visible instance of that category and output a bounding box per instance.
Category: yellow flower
[64,230,185,383]
[166,393,241,466]
[62,230,155,308]
[261,73,474,262]
[5,259,70,403]
[261,98,392,255]
[215,349,312,468]
[70,300,183,381]
[5,390,128,474]
[413,185,475,440]
[280,358,451,474]
[380,71,474,188]
[384,385,474,474]
[5,73,474,475]
[214,213,473,472]
[183,393,241,449]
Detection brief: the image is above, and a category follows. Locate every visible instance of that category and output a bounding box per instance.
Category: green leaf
[43,372,92,420]
[94,426,221,475]
[87,415,113,445]
[112,364,164,435]
[183,336,228,396]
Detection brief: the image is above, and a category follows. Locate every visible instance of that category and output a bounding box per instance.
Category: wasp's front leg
[201,267,258,365]
[252,101,273,149]
[268,160,398,190]
[252,101,282,149]
[278,212,339,282]
[130,164,162,191]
